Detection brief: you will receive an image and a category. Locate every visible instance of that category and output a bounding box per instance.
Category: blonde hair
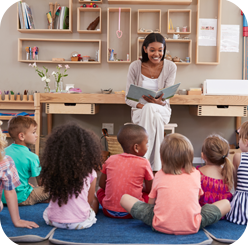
[0,126,7,162]
[160,133,194,175]
[202,134,234,190]
[239,121,248,143]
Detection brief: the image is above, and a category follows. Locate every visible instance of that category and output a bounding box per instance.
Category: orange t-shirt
[149,169,204,235]
[102,153,153,212]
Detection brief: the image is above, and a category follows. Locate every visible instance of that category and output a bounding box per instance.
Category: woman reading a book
[125,33,177,172]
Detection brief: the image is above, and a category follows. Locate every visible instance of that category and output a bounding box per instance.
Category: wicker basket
[105,136,123,156]
[71,51,79,61]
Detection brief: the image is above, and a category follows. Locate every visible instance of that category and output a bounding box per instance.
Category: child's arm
[143,179,153,193]
[0,201,3,212]
[5,189,39,229]
[88,177,99,214]
[148,197,155,205]
[233,153,241,190]
[99,173,107,190]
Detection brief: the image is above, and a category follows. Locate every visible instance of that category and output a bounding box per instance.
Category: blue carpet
[0,203,55,242]
[50,209,212,245]
[203,219,247,243]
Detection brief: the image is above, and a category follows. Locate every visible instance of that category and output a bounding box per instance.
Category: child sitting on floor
[197,135,233,208]
[97,124,153,219]
[1,116,49,206]
[0,123,38,229]
[41,123,102,230]
[120,133,231,235]
[226,121,248,225]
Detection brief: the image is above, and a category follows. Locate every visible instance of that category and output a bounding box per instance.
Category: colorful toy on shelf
[81,3,98,8]
[10,91,15,100]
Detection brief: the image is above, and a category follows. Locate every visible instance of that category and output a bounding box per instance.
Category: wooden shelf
[137,38,192,64]
[77,7,101,33]
[107,8,131,63]
[18,38,101,64]
[137,9,161,34]
[79,0,102,3]
[0,116,34,120]
[108,0,192,5]
[196,0,222,65]
[4,133,10,138]
[167,9,191,34]
[17,0,73,33]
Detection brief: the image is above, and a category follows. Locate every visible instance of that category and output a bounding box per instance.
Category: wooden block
[187,90,202,95]
[52,58,65,62]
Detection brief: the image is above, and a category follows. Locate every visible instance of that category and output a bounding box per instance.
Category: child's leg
[120,194,154,227]
[19,186,49,206]
[0,201,3,212]
[200,200,231,229]
[90,196,99,214]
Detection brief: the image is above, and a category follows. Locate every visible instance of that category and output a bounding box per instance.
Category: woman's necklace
[147,63,162,79]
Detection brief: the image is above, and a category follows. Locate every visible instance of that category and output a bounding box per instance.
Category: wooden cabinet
[77,7,101,33]
[108,0,192,5]
[18,38,101,64]
[137,9,161,34]
[17,0,73,33]
[167,9,191,35]
[107,8,131,63]
[137,38,192,65]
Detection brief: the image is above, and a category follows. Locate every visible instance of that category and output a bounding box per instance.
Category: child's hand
[0,201,3,212]
[14,219,39,229]
[29,183,35,188]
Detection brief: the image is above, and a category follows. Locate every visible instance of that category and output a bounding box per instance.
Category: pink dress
[196,166,233,207]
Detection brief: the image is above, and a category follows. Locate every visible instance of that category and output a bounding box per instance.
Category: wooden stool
[164,123,178,134]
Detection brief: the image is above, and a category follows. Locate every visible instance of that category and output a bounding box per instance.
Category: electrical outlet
[102,123,114,135]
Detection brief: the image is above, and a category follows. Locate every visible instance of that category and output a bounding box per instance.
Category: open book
[126,83,180,102]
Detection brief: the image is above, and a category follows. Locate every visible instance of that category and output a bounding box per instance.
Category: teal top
[1,144,41,204]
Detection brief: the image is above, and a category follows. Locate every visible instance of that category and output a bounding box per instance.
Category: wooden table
[34,93,248,155]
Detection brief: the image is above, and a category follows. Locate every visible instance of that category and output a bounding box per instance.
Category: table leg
[236,117,242,147]
[47,114,52,134]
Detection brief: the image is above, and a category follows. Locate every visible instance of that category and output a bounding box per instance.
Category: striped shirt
[226,152,248,225]
[0,155,21,199]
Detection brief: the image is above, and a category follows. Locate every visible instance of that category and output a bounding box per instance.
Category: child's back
[98,124,153,218]
[101,153,153,212]
[226,121,248,225]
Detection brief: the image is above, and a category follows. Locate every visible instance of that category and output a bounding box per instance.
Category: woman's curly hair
[40,122,103,207]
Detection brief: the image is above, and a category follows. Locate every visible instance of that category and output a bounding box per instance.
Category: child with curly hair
[97,124,153,219]
[197,135,233,208]
[120,133,231,235]
[0,122,38,229]
[226,121,248,225]
[40,123,102,230]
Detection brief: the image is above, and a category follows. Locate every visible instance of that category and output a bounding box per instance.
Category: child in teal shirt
[2,116,49,205]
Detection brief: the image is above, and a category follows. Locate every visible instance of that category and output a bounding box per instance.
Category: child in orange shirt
[120,133,231,235]
[97,124,153,219]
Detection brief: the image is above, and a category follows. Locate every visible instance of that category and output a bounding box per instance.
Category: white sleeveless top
[140,74,158,105]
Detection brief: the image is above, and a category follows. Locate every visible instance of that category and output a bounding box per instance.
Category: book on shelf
[21,2,29,29]
[18,1,24,29]
[126,83,181,102]
[59,6,69,29]
[25,2,35,29]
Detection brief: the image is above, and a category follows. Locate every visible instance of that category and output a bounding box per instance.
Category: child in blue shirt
[1,116,49,205]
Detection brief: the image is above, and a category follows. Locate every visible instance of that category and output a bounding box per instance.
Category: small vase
[55,78,63,92]
[44,83,50,93]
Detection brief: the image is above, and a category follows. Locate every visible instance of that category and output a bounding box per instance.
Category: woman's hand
[142,93,166,106]
[136,103,144,109]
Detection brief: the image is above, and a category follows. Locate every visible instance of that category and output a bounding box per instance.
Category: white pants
[43,208,97,230]
[132,103,171,171]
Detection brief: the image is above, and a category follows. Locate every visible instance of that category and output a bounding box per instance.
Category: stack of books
[18,1,35,29]
[54,6,69,29]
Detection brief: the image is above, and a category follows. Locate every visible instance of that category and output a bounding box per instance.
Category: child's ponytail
[221,156,234,191]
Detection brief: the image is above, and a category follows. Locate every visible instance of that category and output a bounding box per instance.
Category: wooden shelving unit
[79,0,102,3]
[107,8,131,63]
[77,7,101,33]
[137,38,192,65]
[137,9,161,34]
[167,9,191,35]
[195,0,222,65]
[108,0,192,4]
[18,38,101,64]
[17,0,73,33]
